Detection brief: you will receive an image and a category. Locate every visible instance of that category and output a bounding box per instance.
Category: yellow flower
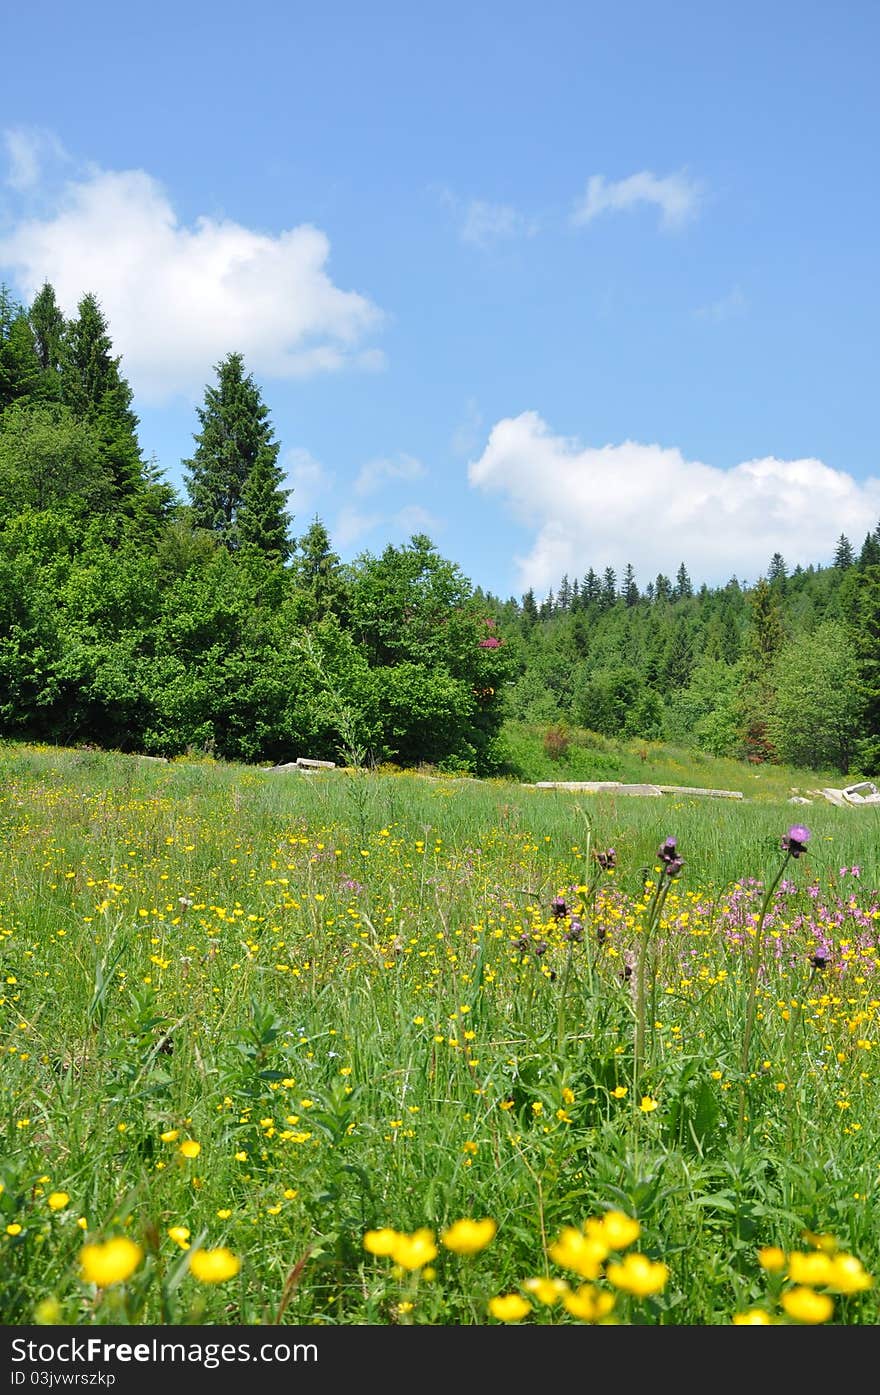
[160,1129,179,1143]
[441,1218,497,1255]
[732,1308,774,1324]
[781,1286,834,1324]
[79,1237,143,1287]
[586,1210,640,1251]
[827,1254,874,1294]
[488,1293,531,1322]
[188,1247,241,1283]
[523,1276,568,1306]
[47,1192,69,1212]
[548,1227,608,1280]
[757,1245,786,1273]
[168,1226,191,1250]
[787,1251,836,1287]
[562,1087,575,1105]
[363,1228,399,1256]
[562,1284,616,1322]
[389,1228,437,1271]
[606,1253,669,1296]
[34,1298,62,1325]
[179,1140,201,1159]
[6,1224,22,1236]
[639,1096,658,1113]
[611,1086,628,1099]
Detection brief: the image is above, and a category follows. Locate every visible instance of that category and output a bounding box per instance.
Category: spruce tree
[184,352,289,558]
[833,533,855,569]
[674,562,693,600]
[0,287,42,414]
[28,282,67,398]
[294,517,345,618]
[61,292,145,506]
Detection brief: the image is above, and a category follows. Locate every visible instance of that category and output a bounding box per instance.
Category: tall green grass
[1,741,878,1325]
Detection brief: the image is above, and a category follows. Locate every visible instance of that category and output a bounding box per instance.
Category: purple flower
[782,825,811,858]
[550,895,568,919]
[657,837,683,875]
[596,848,617,871]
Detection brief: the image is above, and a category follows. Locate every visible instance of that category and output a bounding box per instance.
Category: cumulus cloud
[468,411,880,593]
[0,159,384,403]
[572,170,703,230]
[353,453,426,497]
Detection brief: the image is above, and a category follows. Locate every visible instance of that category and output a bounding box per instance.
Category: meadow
[1,739,879,1327]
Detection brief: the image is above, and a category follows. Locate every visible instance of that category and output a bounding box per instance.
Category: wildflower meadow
[1,742,879,1327]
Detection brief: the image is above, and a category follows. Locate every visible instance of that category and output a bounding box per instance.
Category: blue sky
[2,0,880,598]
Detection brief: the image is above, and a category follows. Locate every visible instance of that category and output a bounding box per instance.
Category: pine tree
[600,567,617,610]
[739,576,786,759]
[61,292,145,506]
[28,282,67,399]
[767,552,787,587]
[0,287,42,414]
[833,533,855,569]
[184,352,289,557]
[237,446,292,562]
[521,589,538,630]
[858,532,880,569]
[621,562,639,607]
[294,516,345,617]
[673,562,693,600]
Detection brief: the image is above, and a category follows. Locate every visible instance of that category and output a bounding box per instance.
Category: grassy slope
[498,719,865,803]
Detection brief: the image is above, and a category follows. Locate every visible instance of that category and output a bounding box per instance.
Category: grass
[1,738,879,1326]
[499,719,865,800]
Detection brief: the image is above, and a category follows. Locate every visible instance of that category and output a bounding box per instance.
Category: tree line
[477,532,880,776]
[0,283,511,770]
[2,280,878,777]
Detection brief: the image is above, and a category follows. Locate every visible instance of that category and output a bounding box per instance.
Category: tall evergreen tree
[621,562,640,607]
[0,287,42,414]
[184,351,289,557]
[673,562,693,600]
[61,292,145,506]
[739,576,787,759]
[28,282,67,398]
[833,533,855,569]
[294,516,345,618]
[600,567,617,610]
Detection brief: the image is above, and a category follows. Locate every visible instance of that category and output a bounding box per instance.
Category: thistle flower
[782,825,811,858]
[550,895,568,919]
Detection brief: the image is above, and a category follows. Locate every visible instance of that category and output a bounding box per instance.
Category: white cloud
[460,199,537,249]
[3,128,67,191]
[353,453,426,497]
[334,502,440,552]
[572,170,703,230]
[0,159,384,403]
[432,184,537,249]
[468,411,880,593]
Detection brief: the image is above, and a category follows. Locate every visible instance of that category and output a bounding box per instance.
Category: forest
[2,281,879,777]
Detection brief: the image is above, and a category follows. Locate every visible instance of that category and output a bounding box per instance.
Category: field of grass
[1,739,879,1326]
